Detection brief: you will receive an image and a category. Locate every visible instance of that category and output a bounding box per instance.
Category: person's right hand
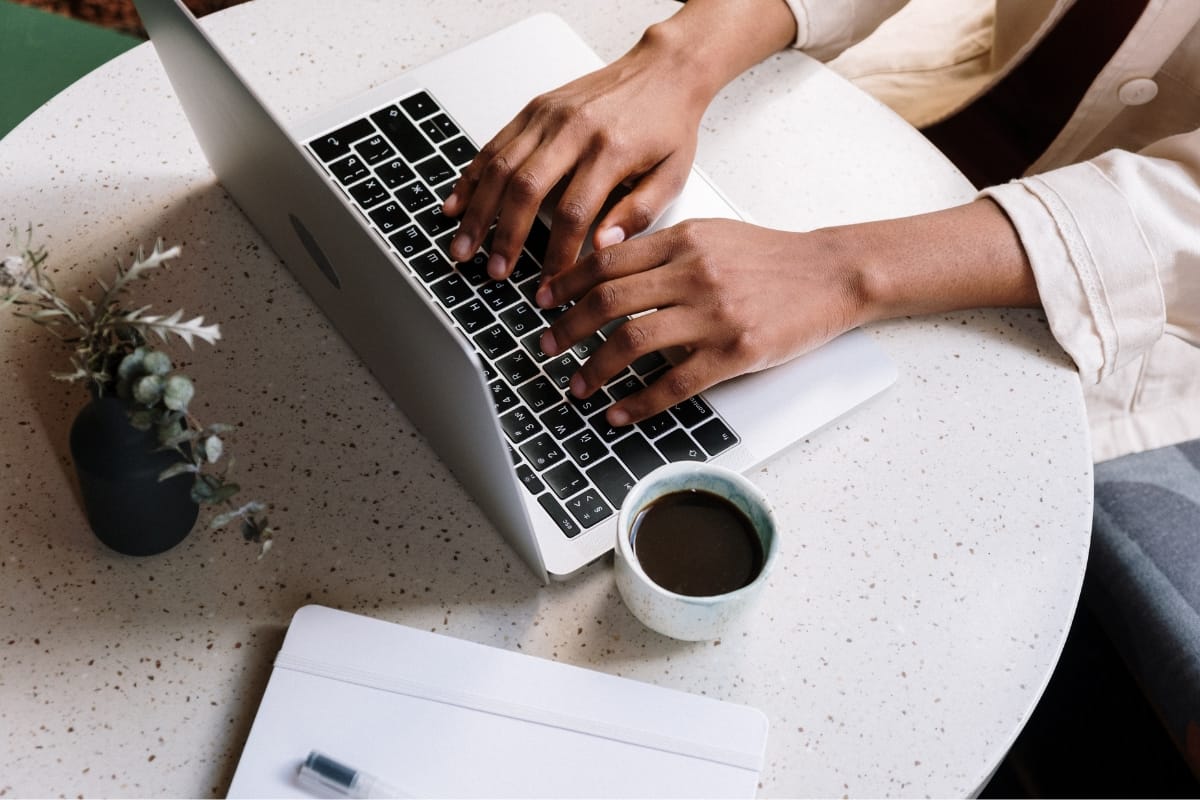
[441,25,713,282]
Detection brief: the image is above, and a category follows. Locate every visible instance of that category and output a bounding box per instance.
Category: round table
[0,1,1093,796]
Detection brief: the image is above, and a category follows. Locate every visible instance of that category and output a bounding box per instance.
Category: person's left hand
[534,218,869,426]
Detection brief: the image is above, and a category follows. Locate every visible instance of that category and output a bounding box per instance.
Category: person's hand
[534,218,871,426]
[533,199,1041,427]
[441,30,712,282]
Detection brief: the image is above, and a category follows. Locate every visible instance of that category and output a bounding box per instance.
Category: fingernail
[442,194,459,215]
[596,226,625,249]
[569,373,586,398]
[450,233,471,261]
[608,407,630,427]
[487,253,507,279]
[540,330,558,356]
[535,284,553,308]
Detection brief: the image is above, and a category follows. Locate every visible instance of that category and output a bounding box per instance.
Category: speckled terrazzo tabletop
[0,1,1093,797]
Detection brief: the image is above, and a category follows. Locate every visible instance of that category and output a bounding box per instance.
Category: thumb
[593,155,691,250]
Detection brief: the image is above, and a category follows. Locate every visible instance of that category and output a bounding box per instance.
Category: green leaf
[158,462,197,482]
[142,350,172,376]
[210,483,240,505]
[117,347,147,382]
[190,476,215,503]
[132,374,163,406]
[129,409,154,431]
[162,374,194,412]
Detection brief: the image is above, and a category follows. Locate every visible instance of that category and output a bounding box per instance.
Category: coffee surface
[630,489,763,597]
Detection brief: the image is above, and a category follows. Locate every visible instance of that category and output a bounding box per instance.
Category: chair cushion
[1088,439,1200,777]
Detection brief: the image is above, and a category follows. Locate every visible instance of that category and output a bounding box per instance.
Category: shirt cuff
[982,162,1165,385]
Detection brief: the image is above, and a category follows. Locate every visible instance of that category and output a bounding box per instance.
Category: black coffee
[630,489,764,597]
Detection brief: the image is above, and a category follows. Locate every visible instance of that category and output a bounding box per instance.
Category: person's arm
[535,198,1038,425]
[442,0,799,280]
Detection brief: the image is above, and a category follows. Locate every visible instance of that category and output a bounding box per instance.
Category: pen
[298,750,409,799]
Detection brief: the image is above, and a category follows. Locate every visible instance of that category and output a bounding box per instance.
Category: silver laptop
[133,0,896,582]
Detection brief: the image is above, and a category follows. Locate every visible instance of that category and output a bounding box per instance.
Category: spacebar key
[537,493,582,538]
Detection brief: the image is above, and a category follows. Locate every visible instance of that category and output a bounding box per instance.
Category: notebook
[131,1,898,581]
[227,605,770,798]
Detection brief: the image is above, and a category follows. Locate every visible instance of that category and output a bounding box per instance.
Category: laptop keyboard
[306,89,739,538]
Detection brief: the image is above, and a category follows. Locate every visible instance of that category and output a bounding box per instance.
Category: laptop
[132,0,897,582]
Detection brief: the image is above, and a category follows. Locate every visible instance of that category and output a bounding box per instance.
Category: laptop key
[389,225,433,260]
[499,405,542,445]
[371,105,434,161]
[693,418,738,456]
[637,410,676,439]
[421,113,460,143]
[415,206,456,239]
[376,158,416,189]
[564,489,612,528]
[354,134,395,165]
[499,303,539,338]
[525,218,551,263]
[537,493,581,538]
[451,299,494,335]
[563,429,607,467]
[540,403,585,440]
[496,349,536,386]
[329,154,369,185]
[310,118,375,162]
[571,334,604,361]
[457,252,491,285]
[400,91,439,121]
[396,180,437,213]
[589,409,634,444]
[517,375,561,413]
[348,177,389,209]
[519,434,565,472]
[510,252,541,283]
[369,201,410,235]
[655,429,705,462]
[415,154,456,187]
[479,281,521,313]
[670,395,714,429]
[516,464,544,496]
[440,136,478,167]
[544,461,587,500]
[568,386,610,418]
[472,324,518,359]
[607,374,644,401]
[521,330,550,362]
[411,250,452,282]
[631,351,668,376]
[543,353,579,390]
[488,380,519,415]
[612,433,666,478]
[430,273,472,309]
[586,457,636,508]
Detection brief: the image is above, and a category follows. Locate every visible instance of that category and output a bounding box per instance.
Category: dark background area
[12,0,245,35]
[9,1,1200,796]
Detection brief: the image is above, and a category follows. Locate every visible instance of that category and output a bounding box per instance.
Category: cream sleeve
[983,128,1200,385]
[781,0,910,61]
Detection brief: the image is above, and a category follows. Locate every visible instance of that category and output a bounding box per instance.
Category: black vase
[69,396,199,556]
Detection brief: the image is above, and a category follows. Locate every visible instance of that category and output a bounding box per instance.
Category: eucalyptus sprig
[3,227,273,556]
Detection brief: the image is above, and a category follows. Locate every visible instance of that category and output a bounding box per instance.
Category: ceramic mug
[613,462,779,641]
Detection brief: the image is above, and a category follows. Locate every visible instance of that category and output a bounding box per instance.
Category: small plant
[3,226,273,555]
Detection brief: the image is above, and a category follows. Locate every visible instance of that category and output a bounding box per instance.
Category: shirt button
[1117,78,1158,106]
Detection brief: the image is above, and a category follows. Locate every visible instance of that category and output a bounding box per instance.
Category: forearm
[826,198,1041,324]
[636,0,798,104]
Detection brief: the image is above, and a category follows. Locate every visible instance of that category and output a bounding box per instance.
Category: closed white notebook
[228,605,769,798]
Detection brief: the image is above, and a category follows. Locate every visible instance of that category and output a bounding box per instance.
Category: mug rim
[615,462,779,604]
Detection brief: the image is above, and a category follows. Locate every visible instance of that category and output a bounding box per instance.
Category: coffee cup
[613,462,779,641]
